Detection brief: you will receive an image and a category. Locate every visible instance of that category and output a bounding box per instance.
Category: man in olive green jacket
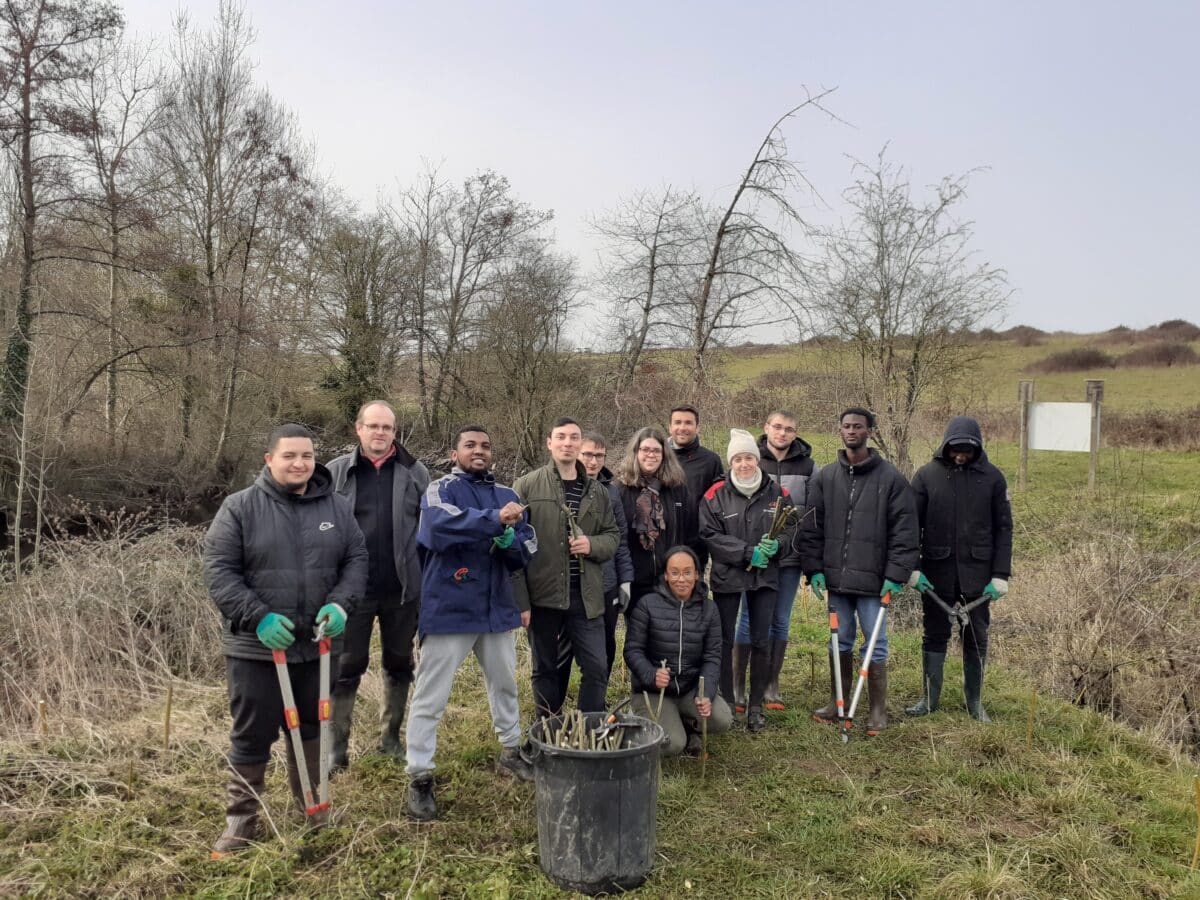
[513,417,620,716]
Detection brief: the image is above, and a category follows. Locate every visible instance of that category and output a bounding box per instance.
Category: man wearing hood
[325,401,431,769]
[905,416,1013,722]
[730,410,819,714]
[802,408,918,735]
[203,424,368,856]
[625,546,731,755]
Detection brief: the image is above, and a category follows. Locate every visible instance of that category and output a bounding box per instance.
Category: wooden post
[37,700,47,737]
[1018,381,1034,490]
[1086,379,1104,491]
[163,683,174,751]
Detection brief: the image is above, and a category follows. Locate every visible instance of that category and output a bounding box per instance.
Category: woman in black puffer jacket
[624,546,731,756]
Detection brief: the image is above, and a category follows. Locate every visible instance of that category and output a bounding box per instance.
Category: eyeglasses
[580,452,606,461]
[637,447,663,456]
[361,424,395,432]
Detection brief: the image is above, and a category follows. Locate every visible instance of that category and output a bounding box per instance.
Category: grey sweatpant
[405,631,522,777]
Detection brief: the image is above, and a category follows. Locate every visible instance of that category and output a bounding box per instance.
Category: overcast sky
[121,1,1198,340]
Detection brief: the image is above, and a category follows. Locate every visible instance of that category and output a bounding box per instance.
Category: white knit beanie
[726,428,758,463]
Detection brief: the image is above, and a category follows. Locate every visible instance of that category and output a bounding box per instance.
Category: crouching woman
[624,546,731,756]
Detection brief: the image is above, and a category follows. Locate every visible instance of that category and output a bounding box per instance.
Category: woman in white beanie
[698,429,799,732]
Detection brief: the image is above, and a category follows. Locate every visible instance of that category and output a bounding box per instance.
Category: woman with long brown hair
[615,426,701,614]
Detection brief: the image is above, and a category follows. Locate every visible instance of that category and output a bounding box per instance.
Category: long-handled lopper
[842,590,893,742]
[827,608,846,730]
[271,620,332,820]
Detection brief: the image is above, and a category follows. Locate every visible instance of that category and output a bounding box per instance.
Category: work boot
[964,655,991,723]
[496,746,535,782]
[380,673,411,760]
[731,642,750,714]
[285,738,329,829]
[329,686,357,773]
[764,639,789,711]
[905,651,946,716]
[407,774,437,821]
[684,728,703,756]
[746,705,766,733]
[210,761,267,858]
[813,651,855,724]
[865,661,888,736]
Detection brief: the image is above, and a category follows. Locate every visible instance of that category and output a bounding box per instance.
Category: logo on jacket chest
[453,567,474,583]
[319,521,335,531]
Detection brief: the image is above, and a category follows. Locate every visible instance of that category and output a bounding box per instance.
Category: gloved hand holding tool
[316,603,346,637]
[908,570,934,593]
[809,572,826,602]
[982,578,1008,603]
[493,525,515,551]
[256,612,295,650]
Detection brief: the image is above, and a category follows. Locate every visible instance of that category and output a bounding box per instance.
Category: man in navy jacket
[405,425,537,820]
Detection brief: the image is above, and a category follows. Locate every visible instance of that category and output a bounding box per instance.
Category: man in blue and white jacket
[404,425,537,821]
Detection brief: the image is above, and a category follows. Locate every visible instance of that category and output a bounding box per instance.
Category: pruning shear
[924,588,988,629]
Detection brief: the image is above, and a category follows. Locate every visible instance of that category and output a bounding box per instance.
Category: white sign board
[1027,401,1094,452]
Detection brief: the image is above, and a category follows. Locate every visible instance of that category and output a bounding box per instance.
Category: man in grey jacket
[325,401,430,768]
[204,424,368,857]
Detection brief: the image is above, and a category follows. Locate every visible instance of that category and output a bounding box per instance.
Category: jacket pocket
[970,544,993,561]
[925,545,951,560]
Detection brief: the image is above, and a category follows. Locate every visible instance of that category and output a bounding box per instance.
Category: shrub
[1003,324,1045,347]
[1026,347,1115,373]
[1144,318,1200,342]
[1116,341,1200,368]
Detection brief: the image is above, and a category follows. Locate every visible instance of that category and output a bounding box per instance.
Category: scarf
[633,475,667,551]
[730,468,763,498]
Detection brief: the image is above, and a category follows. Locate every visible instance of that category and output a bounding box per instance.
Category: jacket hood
[451,465,496,484]
[934,416,989,465]
[668,436,703,452]
[596,466,614,485]
[757,432,813,463]
[255,462,334,502]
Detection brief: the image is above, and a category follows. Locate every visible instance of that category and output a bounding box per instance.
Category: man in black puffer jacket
[204,424,368,857]
[905,416,1013,722]
[625,546,731,756]
[801,408,918,736]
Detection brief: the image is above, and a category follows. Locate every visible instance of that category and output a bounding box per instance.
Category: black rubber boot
[764,639,789,711]
[746,705,766,733]
[905,651,946,716]
[865,661,888,736]
[731,642,750,714]
[964,655,991,723]
[813,651,855,724]
[329,686,356,773]
[407,774,438,821]
[210,761,267,858]
[285,738,329,829]
[496,746,535,782]
[380,673,411,760]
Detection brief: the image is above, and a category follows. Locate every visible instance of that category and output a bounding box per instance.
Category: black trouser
[226,656,320,766]
[530,598,609,716]
[556,588,620,700]
[921,590,991,661]
[714,587,776,707]
[334,593,418,691]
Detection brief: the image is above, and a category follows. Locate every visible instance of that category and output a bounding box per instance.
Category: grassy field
[3,333,1200,897]
[2,607,1198,899]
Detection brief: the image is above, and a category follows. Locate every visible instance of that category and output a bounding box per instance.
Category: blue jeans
[829,591,888,663]
[735,567,804,643]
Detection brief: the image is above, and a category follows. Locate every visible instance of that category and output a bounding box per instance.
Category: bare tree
[0,0,123,423]
[682,91,837,389]
[813,148,1009,474]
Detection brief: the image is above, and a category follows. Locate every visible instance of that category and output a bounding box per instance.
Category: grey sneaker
[497,746,535,782]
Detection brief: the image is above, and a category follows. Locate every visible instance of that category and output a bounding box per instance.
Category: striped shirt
[561,476,584,597]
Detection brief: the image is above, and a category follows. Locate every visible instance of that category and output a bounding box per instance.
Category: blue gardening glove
[908,570,934,593]
[316,603,347,637]
[493,526,515,551]
[750,546,770,569]
[808,572,826,602]
[881,579,904,598]
[757,535,780,559]
[256,612,295,650]
[983,578,1008,603]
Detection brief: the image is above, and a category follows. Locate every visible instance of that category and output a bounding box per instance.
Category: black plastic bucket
[527,713,666,895]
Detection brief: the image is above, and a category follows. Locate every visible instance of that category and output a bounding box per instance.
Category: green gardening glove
[256,612,295,650]
[493,526,515,550]
[750,546,769,569]
[982,578,1009,603]
[316,603,346,637]
[808,572,826,602]
[757,535,780,559]
[908,570,934,593]
[881,579,904,598]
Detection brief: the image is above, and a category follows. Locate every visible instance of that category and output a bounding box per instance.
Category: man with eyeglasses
[326,400,430,769]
